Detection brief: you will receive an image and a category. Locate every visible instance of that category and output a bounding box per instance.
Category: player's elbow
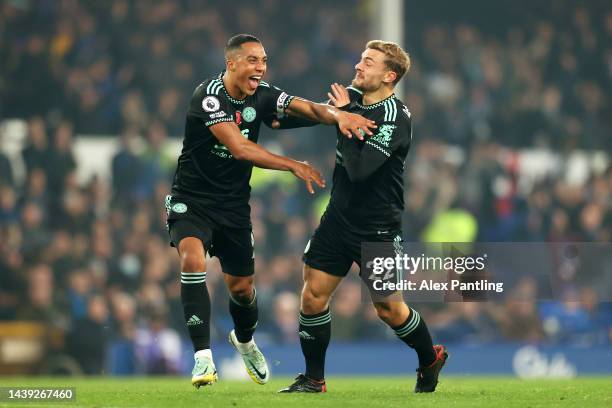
[229,145,248,161]
[232,150,247,161]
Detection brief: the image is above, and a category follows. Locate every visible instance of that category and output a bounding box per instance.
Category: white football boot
[228,330,270,384]
[191,350,218,388]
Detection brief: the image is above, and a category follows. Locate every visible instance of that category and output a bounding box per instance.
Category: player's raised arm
[263,112,318,130]
[284,97,376,140]
[266,83,355,130]
[209,121,325,193]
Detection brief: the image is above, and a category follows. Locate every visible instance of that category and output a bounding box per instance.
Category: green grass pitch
[1,376,610,408]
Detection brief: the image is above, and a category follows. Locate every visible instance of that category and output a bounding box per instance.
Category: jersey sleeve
[189,81,234,127]
[257,82,307,129]
[264,84,361,129]
[341,102,412,182]
[256,82,295,117]
[263,113,318,129]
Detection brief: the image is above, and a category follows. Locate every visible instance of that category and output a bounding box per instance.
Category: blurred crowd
[1,0,610,149]
[1,0,611,375]
[0,0,367,135]
[403,0,612,150]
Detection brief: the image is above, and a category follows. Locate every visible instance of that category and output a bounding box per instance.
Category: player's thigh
[169,219,212,272]
[212,227,255,277]
[302,214,354,279]
[177,237,207,272]
[301,264,343,314]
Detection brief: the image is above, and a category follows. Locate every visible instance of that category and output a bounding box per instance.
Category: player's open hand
[328,83,351,108]
[337,111,377,140]
[291,161,325,194]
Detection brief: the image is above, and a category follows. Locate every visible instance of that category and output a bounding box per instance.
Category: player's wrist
[325,106,340,124]
[285,158,301,172]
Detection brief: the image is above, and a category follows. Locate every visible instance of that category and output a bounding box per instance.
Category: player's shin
[229,288,258,343]
[392,307,436,367]
[180,272,211,351]
[299,309,331,380]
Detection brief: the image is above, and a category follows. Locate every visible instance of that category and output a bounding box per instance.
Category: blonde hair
[366,40,411,85]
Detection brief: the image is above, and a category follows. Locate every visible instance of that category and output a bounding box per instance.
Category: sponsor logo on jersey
[235,110,242,125]
[371,124,396,147]
[209,111,226,119]
[172,203,188,213]
[243,106,257,122]
[202,96,220,112]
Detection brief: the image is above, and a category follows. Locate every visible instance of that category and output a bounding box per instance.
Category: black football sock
[180,272,211,352]
[299,309,331,381]
[392,307,436,367]
[229,288,258,343]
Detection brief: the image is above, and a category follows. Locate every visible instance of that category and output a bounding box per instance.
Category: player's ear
[384,70,397,85]
[225,57,234,72]
[225,50,238,72]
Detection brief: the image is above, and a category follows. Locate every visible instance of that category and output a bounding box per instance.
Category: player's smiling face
[227,42,267,97]
[352,48,395,92]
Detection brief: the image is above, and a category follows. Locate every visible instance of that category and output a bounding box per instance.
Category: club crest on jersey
[202,96,220,112]
[371,124,396,147]
[243,107,256,122]
[172,203,188,213]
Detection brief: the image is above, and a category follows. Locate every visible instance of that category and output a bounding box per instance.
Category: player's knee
[180,251,206,273]
[227,277,254,303]
[374,303,394,323]
[375,302,409,326]
[301,286,329,314]
[374,303,400,325]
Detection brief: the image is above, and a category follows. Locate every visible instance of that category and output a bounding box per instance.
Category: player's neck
[222,72,247,100]
[362,87,394,106]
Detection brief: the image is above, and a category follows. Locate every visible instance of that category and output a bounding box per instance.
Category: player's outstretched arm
[266,83,354,130]
[263,113,318,130]
[285,97,376,140]
[210,121,325,193]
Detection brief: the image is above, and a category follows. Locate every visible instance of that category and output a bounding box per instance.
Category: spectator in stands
[21,117,50,174]
[134,307,182,374]
[271,291,300,344]
[17,264,67,329]
[111,127,144,208]
[47,121,77,195]
[66,294,110,374]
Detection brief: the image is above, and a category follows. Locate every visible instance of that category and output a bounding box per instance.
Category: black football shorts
[303,210,402,298]
[165,194,254,277]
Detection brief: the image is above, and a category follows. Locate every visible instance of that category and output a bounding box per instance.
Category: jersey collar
[356,93,395,110]
[217,71,246,104]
